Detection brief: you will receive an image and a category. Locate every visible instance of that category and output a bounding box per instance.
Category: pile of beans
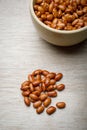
[34,0,87,30]
[20,69,66,115]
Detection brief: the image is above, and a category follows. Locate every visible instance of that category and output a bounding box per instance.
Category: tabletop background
[0,0,87,130]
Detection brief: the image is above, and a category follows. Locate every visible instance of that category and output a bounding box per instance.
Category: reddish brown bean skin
[56,84,65,91]
[47,72,56,79]
[29,94,39,101]
[42,70,49,76]
[50,79,56,85]
[46,106,56,115]
[47,90,57,97]
[21,81,30,90]
[41,82,46,91]
[36,106,44,114]
[21,85,30,91]
[22,90,31,97]
[33,80,41,87]
[32,69,42,75]
[28,74,34,83]
[33,101,42,108]
[39,93,48,101]
[24,97,31,106]
[56,102,66,109]
[55,73,63,81]
[32,90,41,96]
[47,85,55,91]
[29,83,35,92]
[43,97,51,107]
[45,77,50,87]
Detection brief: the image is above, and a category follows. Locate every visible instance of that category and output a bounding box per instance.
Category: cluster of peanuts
[34,0,87,30]
[20,69,66,115]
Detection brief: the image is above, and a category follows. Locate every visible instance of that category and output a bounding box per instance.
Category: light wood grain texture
[0,0,87,130]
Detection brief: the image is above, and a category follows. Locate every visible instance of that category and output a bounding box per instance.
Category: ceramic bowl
[30,0,87,46]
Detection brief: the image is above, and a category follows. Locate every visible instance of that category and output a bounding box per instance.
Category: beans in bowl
[34,0,87,30]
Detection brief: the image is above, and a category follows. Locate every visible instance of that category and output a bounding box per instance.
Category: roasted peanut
[56,84,65,91]
[46,106,56,115]
[33,100,42,108]
[47,90,57,97]
[36,105,44,114]
[24,97,31,106]
[39,93,48,101]
[43,97,51,107]
[56,102,66,109]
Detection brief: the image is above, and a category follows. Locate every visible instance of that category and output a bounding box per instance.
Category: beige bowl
[30,0,87,46]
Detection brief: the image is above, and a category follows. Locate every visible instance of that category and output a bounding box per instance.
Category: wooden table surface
[0,0,87,130]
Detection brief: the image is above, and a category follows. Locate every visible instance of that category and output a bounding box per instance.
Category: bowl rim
[30,0,87,34]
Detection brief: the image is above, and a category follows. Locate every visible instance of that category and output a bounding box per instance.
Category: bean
[32,90,41,96]
[45,77,50,87]
[21,81,30,90]
[29,83,34,92]
[47,90,57,97]
[50,79,56,85]
[41,14,47,20]
[47,85,55,91]
[46,106,56,115]
[39,93,48,101]
[36,106,44,114]
[36,74,41,81]
[32,69,42,76]
[33,101,42,108]
[29,94,39,101]
[55,73,63,81]
[43,97,51,107]
[36,0,43,4]
[38,6,45,14]
[33,80,41,87]
[56,84,65,91]
[22,90,31,97]
[47,14,53,21]
[41,82,46,91]
[49,2,54,13]
[35,86,42,92]
[21,85,30,91]
[56,102,66,109]
[24,97,31,106]
[28,74,34,83]
[47,72,56,79]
